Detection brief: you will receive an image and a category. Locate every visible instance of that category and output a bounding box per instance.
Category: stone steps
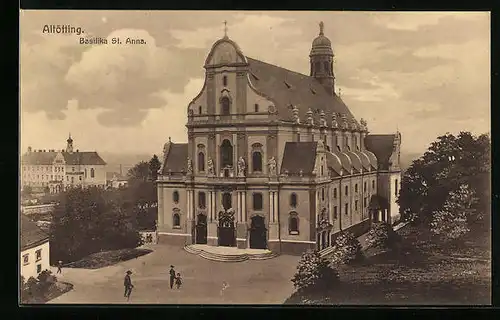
[183,245,279,262]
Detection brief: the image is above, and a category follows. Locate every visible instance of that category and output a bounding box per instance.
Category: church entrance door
[196,214,208,244]
[218,211,235,247]
[249,216,267,249]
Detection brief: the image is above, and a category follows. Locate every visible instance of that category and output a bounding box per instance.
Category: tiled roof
[21,215,49,251]
[62,152,107,165]
[364,134,397,170]
[21,151,106,166]
[280,142,318,174]
[246,57,356,124]
[21,152,57,165]
[161,143,188,174]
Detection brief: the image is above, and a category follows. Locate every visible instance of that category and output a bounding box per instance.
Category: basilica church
[156,22,402,254]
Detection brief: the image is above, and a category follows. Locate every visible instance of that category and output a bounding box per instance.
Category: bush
[291,250,339,293]
[366,222,402,251]
[330,232,364,265]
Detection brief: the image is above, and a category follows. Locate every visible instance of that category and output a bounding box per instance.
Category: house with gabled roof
[20,215,50,280]
[156,22,402,255]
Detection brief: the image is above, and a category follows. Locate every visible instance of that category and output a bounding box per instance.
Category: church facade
[157,23,402,255]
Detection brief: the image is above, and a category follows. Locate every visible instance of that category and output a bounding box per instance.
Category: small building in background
[20,215,50,280]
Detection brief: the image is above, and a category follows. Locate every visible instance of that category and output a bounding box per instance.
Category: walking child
[175,273,182,289]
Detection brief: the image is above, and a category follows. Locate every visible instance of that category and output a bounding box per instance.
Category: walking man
[57,260,63,274]
[124,270,134,301]
[169,265,176,289]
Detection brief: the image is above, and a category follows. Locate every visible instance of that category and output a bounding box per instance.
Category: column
[237,192,241,222]
[378,210,382,222]
[273,192,278,223]
[269,192,274,223]
[242,192,247,221]
[212,192,216,220]
[208,191,212,222]
[186,190,191,219]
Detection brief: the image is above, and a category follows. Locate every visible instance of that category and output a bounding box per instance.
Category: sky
[20,11,490,156]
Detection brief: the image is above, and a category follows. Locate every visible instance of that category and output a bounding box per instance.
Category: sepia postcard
[19,10,491,305]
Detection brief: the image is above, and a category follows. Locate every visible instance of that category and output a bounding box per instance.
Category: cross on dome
[223,20,228,38]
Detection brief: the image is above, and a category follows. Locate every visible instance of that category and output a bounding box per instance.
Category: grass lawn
[285,224,491,305]
[21,281,74,304]
[65,248,153,269]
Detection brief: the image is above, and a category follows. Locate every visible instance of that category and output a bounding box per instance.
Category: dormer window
[223,75,228,87]
[254,104,259,112]
[199,106,202,114]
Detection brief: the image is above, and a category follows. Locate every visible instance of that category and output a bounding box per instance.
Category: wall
[278,188,311,243]
[157,183,188,234]
[21,204,56,216]
[20,241,50,280]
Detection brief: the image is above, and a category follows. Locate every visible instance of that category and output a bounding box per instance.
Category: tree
[291,250,339,293]
[430,184,477,241]
[397,132,490,226]
[49,186,143,264]
[330,232,364,265]
[127,161,151,182]
[365,222,402,251]
[149,154,162,182]
[124,156,161,231]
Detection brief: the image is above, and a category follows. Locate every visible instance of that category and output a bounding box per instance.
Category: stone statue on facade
[207,158,214,176]
[268,157,277,176]
[237,157,246,177]
[186,157,193,175]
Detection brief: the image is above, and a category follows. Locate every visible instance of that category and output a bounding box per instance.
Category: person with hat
[124,270,134,300]
[169,265,176,289]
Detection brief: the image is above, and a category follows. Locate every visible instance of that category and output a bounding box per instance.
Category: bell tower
[310,21,335,95]
[66,133,74,153]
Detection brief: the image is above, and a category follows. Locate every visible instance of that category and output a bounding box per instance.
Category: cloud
[21,78,205,154]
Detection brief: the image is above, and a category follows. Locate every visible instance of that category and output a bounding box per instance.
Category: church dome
[310,21,333,56]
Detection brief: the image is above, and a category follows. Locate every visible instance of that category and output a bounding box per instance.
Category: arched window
[345,203,348,215]
[173,211,180,227]
[314,61,321,73]
[395,179,399,197]
[199,106,202,114]
[253,193,263,210]
[333,188,337,198]
[221,97,230,115]
[254,103,259,112]
[372,180,375,190]
[355,183,358,193]
[289,213,299,235]
[252,151,262,172]
[321,188,325,201]
[173,190,179,204]
[222,192,232,210]
[220,139,233,168]
[364,181,367,192]
[198,192,206,209]
[323,61,330,75]
[223,75,228,87]
[198,152,205,172]
[345,185,348,196]
[290,193,297,208]
[90,168,95,178]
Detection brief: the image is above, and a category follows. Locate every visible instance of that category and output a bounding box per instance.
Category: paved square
[48,244,300,304]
